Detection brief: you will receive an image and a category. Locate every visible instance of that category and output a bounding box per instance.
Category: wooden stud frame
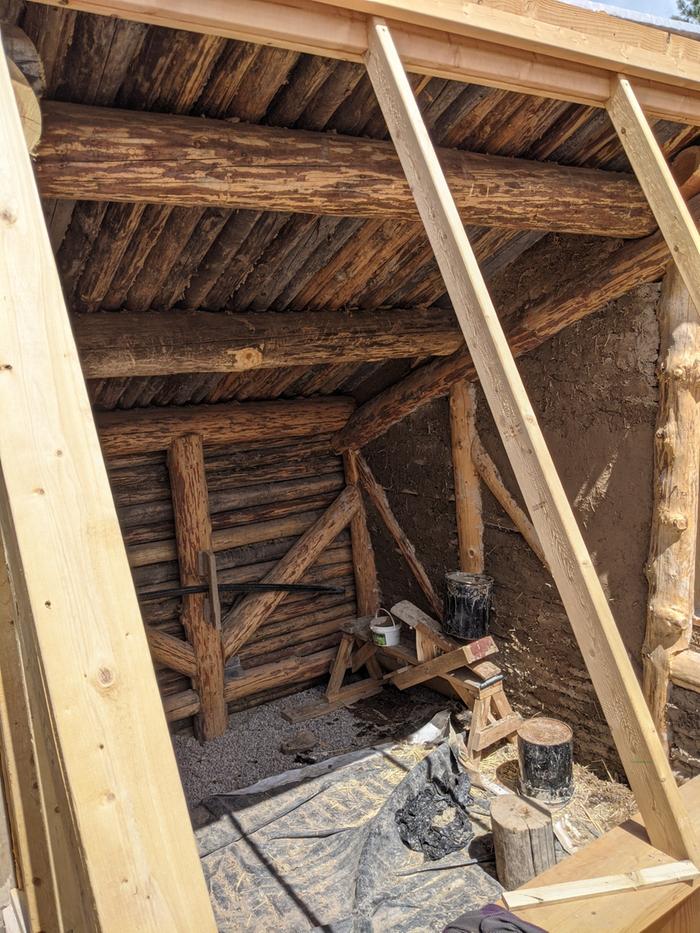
[0,46,216,930]
[364,16,700,862]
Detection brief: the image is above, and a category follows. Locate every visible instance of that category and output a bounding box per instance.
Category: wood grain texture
[222,485,360,658]
[365,18,699,862]
[168,433,226,739]
[0,50,216,929]
[608,76,700,318]
[643,266,700,750]
[73,307,465,378]
[491,794,556,890]
[449,381,484,573]
[29,0,700,123]
[343,449,380,616]
[36,100,653,237]
[98,396,355,456]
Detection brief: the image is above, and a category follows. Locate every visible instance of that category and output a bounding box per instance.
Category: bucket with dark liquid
[443,571,493,641]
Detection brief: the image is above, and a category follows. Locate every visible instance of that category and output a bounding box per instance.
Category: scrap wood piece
[222,484,361,658]
[390,600,456,652]
[351,640,379,673]
[503,860,700,910]
[391,643,495,690]
[492,795,556,890]
[282,679,383,724]
[354,453,443,619]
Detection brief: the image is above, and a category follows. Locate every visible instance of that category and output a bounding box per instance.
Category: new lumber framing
[36,101,653,238]
[365,16,700,861]
[74,307,466,378]
[32,0,700,124]
[643,266,700,748]
[97,396,355,456]
[0,49,215,929]
[168,433,227,739]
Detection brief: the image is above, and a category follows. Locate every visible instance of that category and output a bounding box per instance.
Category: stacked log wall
[107,433,356,722]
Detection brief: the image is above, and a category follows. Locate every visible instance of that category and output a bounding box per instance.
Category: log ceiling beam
[73,308,464,378]
[333,193,700,452]
[32,0,700,124]
[36,101,654,238]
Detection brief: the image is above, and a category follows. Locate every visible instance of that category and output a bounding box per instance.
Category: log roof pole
[364,15,700,862]
[643,266,700,752]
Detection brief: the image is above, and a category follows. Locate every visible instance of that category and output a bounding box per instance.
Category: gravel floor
[173,684,461,810]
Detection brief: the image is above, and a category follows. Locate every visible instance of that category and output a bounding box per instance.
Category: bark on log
[147,629,197,677]
[333,197,700,453]
[449,382,484,573]
[221,485,361,658]
[168,433,227,740]
[36,100,654,237]
[72,307,464,378]
[344,450,380,616]
[354,453,443,619]
[98,396,355,456]
[643,265,700,751]
[491,795,556,890]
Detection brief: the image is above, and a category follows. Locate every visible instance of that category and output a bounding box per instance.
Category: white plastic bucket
[370,609,402,647]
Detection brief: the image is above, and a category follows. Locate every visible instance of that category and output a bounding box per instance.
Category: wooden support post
[608,76,700,321]
[0,49,215,928]
[491,795,556,890]
[470,432,548,568]
[449,381,484,573]
[222,485,361,659]
[354,452,443,619]
[643,266,700,750]
[365,17,700,862]
[344,450,380,616]
[168,433,227,741]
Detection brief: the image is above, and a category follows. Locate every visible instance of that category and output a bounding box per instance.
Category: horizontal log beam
[32,0,700,124]
[73,308,464,378]
[334,195,700,452]
[97,396,354,457]
[37,101,654,238]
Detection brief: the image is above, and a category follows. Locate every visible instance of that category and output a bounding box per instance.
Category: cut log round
[517,718,574,804]
[491,794,556,890]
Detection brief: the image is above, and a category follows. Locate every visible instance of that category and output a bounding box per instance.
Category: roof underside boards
[7,0,699,411]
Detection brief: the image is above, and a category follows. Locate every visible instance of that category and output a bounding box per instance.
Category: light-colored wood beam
[0,49,216,929]
[608,76,700,320]
[365,16,700,862]
[671,649,700,694]
[31,0,700,124]
[449,382,484,573]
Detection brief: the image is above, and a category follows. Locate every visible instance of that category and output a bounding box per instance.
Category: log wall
[106,433,356,723]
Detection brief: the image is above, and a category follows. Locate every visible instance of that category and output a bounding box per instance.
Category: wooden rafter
[33,0,700,123]
[364,15,700,862]
[0,48,215,928]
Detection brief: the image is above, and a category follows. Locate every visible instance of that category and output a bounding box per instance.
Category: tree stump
[491,794,556,890]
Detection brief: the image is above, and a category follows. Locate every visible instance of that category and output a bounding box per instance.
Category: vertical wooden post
[449,381,484,573]
[344,450,381,616]
[643,266,700,751]
[365,17,700,862]
[168,434,227,741]
[0,48,215,928]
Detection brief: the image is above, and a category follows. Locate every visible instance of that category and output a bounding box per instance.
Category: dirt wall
[364,283,700,780]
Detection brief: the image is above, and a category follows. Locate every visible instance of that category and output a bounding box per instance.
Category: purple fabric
[443,903,549,933]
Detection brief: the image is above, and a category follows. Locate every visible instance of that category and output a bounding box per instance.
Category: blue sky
[609,0,680,18]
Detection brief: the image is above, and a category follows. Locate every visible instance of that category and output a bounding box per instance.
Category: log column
[643,266,700,751]
[449,382,484,573]
[343,450,381,616]
[168,433,227,741]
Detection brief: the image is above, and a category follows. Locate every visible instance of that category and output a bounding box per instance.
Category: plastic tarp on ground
[195,730,502,931]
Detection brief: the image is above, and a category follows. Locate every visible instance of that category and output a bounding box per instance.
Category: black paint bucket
[442,571,493,641]
[517,717,574,805]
